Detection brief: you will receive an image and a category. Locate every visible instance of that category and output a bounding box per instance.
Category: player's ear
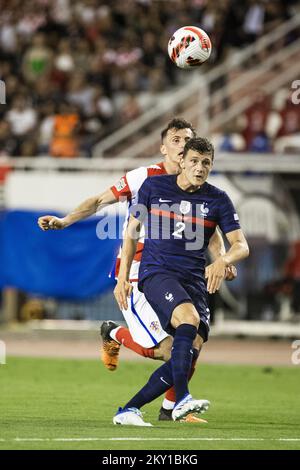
[179,157,185,169]
[160,143,167,156]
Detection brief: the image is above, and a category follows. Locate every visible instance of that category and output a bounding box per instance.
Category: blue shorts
[139,273,210,342]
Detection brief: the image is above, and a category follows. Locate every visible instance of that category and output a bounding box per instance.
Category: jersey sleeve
[130,177,152,222]
[218,192,241,234]
[110,167,149,201]
[110,174,131,200]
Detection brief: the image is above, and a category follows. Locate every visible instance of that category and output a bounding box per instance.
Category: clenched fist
[38,215,67,231]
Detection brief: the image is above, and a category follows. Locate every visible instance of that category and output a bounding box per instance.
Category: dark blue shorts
[139,273,210,342]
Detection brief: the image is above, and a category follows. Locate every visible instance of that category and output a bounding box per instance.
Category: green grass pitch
[0,356,300,450]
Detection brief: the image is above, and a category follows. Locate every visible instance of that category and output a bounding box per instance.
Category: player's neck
[163,159,181,175]
[176,173,202,193]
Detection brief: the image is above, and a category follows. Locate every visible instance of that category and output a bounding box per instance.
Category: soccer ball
[168,26,212,69]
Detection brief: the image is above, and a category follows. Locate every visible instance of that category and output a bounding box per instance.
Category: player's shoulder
[146,162,166,177]
[204,182,228,198]
[127,162,165,180]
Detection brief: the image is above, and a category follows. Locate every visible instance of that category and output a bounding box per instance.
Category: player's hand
[205,257,227,294]
[225,264,237,281]
[38,215,67,231]
[114,279,133,311]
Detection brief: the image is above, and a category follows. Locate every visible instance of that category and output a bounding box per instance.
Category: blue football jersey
[131,174,240,282]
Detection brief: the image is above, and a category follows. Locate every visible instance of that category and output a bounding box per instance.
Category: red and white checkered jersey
[110,162,166,281]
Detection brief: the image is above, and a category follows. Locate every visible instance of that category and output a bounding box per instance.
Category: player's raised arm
[37,187,118,231]
[205,229,249,294]
[114,215,142,311]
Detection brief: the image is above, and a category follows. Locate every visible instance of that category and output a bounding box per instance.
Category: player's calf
[153,336,173,361]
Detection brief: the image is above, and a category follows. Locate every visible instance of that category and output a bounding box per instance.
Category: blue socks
[171,324,197,403]
[124,360,173,410]
[124,323,197,410]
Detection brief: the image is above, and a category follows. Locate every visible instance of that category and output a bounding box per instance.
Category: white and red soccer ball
[168,26,212,69]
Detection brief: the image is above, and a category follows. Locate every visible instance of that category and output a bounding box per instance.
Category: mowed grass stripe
[2,437,300,442]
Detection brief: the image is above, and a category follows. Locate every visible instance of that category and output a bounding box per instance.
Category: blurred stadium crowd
[0,0,298,158]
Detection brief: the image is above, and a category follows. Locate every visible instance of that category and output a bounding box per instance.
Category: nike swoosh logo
[159,198,172,203]
[160,377,171,386]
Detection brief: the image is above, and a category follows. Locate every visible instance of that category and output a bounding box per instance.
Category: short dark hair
[183,137,214,161]
[161,118,196,142]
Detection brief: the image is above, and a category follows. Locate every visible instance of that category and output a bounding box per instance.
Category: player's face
[180,149,213,187]
[160,128,194,164]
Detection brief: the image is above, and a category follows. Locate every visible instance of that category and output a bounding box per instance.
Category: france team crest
[179,200,191,215]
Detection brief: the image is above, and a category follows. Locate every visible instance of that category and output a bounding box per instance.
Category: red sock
[164,358,197,403]
[115,327,154,358]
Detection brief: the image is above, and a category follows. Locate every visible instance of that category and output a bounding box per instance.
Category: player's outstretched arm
[208,227,237,281]
[205,229,249,294]
[114,215,141,311]
[37,188,117,231]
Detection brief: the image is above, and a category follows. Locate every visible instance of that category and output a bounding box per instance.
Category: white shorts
[121,282,169,348]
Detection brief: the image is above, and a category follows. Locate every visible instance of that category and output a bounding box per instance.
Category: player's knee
[172,304,200,329]
[185,312,200,328]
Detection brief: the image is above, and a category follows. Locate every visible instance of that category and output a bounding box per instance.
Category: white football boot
[172,394,210,421]
[113,407,153,427]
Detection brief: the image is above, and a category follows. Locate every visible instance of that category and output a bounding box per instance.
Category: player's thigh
[142,274,195,335]
[121,282,169,349]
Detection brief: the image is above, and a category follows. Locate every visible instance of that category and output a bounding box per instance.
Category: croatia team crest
[150,321,160,332]
[179,200,191,215]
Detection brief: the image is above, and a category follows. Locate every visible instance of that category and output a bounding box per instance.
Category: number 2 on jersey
[172,221,185,239]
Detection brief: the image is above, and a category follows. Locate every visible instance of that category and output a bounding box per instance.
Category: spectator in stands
[242,0,265,44]
[5,94,37,139]
[0,0,295,157]
[119,93,141,125]
[22,33,53,83]
[38,101,56,155]
[212,123,246,152]
[54,38,75,77]
[248,131,272,153]
[240,91,271,150]
[67,72,95,117]
[50,101,80,158]
[92,85,114,125]
[277,97,300,138]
